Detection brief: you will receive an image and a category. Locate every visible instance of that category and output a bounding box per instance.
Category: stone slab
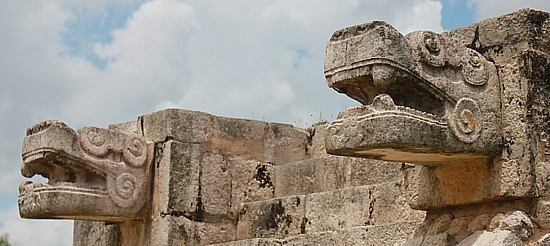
[237,195,306,240]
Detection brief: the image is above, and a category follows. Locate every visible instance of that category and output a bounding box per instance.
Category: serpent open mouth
[323,21,499,165]
[19,122,109,200]
[18,120,152,221]
[327,63,448,126]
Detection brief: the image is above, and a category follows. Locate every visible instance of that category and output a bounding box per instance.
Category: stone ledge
[236,182,425,240]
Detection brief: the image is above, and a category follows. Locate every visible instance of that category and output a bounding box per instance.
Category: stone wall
[74,108,425,245]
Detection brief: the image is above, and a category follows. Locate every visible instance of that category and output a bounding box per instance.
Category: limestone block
[264,122,308,165]
[347,157,405,187]
[491,51,545,198]
[108,120,138,134]
[339,222,420,245]
[212,116,268,161]
[285,231,339,245]
[153,141,201,216]
[405,233,457,246]
[251,221,421,246]
[237,195,305,240]
[201,152,232,216]
[211,238,284,246]
[304,183,423,233]
[229,158,274,212]
[273,156,407,198]
[73,220,120,246]
[309,125,331,158]
[370,182,426,226]
[273,157,347,197]
[450,9,549,64]
[456,230,522,246]
[273,159,316,197]
[304,186,371,233]
[140,108,214,143]
[141,109,309,165]
[153,215,236,245]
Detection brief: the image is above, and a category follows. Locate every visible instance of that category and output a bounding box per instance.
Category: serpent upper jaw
[18,120,154,221]
[323,21,501,165]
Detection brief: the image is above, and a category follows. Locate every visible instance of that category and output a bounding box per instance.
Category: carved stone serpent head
[324,21,501,166]
[18,120,153,221]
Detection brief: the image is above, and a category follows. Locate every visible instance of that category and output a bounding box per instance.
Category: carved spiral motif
[462,49,488,86]
[107,173,139,208]
[80,127,109,156]
[123,136,147,167]
[449,98,482,143]
[420,32,445,67]
[116,173,137,199]
[87,130,105,146]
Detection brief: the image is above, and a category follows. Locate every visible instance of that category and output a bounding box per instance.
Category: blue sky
[0,0,548,245]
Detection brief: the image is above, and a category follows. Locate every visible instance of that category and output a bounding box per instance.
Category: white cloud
[468,0,549,20]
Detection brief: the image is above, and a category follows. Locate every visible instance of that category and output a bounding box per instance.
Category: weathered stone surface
[426,213,454,235]
[108,120,138,134]
[370,182,425,225]
[347,157,405,187]
[309,125,330,158]
[468,214,493,233]
[305,182,424,233]
[221,221,420,246]
[141,108,308,165]
[304,186,370,233]
[456,230,523,246]
[273,157,346,197]
[536,200,550,228]
[264,123,309,165]
[536,233,550,245]
[151,215,236,245]
[492,211,534,241]
[325,21,502,163]
[19,121,154,221]
[337,222,420,245]
[73,221,119,246]
[237,195,305,240]
[153,140,201,218]
[211,238,284,246]
[229,158,274,212]
[325,9,549,211]
[154,141,277,222]
[201,152,232,216]
[273,156,406,198]
[405,233,457,246]
[140,108,214,143]
[446,216,473,242]
[450,9,550,64]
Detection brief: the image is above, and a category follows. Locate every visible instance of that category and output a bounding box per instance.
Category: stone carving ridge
[450,98,482,143]
[18,120,153,221]
[324,22,501,164]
